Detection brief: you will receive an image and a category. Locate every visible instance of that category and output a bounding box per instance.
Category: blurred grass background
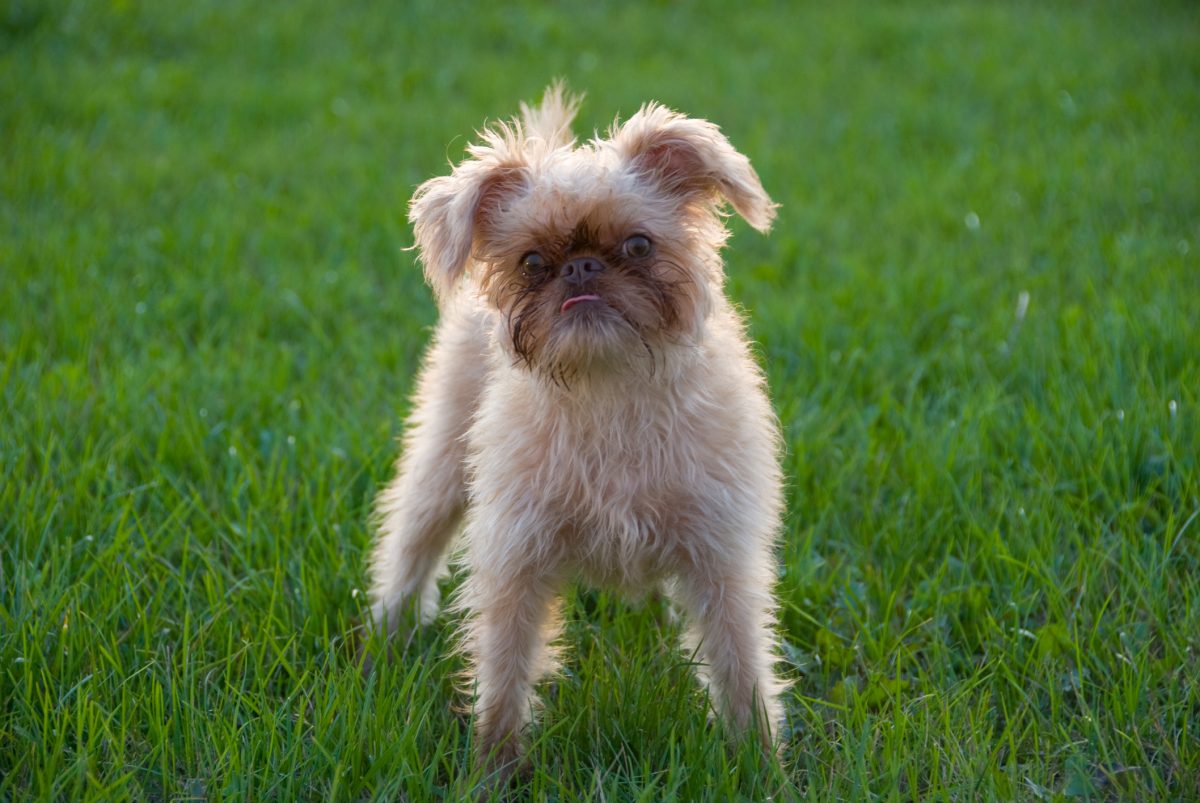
[2,0,1198,799]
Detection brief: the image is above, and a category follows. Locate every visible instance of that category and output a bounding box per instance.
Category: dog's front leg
[674,559,785,746]
[457,531,563,775]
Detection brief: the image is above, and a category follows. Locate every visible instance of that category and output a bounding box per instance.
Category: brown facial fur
[475,197,709,384]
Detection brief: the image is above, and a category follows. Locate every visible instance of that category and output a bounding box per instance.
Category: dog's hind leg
[367,300,488,642]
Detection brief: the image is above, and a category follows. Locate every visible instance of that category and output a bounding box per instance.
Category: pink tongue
[561,294,601,312]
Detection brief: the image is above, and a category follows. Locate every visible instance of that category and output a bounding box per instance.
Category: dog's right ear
[409,133,528,301]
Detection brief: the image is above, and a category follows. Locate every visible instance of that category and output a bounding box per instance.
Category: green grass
[3,0,1198,799]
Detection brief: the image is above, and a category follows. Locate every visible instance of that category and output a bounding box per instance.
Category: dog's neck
[514,337,714,425]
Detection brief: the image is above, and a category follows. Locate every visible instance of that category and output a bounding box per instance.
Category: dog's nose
[560,256,604,284]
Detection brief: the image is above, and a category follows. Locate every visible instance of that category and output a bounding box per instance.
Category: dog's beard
[531,301,653,386]
[495,259,695,386]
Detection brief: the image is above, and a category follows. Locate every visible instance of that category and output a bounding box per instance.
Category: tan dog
[367,85,785,771]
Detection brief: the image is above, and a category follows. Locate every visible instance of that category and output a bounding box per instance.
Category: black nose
[560,256,604,284]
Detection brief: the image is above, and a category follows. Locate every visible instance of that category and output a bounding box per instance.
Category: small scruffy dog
[367,85,785,770]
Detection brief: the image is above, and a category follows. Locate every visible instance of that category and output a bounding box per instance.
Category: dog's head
[409,84,776,381]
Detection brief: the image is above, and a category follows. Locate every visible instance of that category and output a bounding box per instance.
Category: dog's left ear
[613,103,777,232]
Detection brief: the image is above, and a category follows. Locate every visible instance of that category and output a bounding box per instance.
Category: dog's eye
[623,235,653,258]
[520,252,547,275]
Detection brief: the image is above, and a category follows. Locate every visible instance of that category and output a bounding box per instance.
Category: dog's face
[409,87,776,380]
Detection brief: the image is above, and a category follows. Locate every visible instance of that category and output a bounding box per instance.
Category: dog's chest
[537,391,716,577]
[471,364,750,584]
[556,405,682,506]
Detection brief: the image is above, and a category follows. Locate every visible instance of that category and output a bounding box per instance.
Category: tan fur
[367,85,786,773]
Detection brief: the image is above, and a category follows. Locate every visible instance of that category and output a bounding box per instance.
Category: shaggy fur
[367,84,786,772]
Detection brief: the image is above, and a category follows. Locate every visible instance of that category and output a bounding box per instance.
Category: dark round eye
[623,235,653,258]
[520,251,546,275]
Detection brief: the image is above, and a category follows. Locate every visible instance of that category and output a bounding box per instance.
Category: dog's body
[367,86,785,769]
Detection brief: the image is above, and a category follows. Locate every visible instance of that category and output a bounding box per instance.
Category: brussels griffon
[367,85,785,771]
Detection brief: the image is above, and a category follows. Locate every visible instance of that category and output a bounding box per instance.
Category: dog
[366,84,785,772]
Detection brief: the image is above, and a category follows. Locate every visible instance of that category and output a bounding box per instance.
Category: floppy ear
[408,137,528,301]
[613,103,777,232]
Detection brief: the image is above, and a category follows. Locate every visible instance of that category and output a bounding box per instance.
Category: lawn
[2,0,1198,799]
